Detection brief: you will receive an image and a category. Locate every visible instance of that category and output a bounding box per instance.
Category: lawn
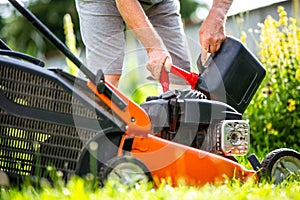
[1,153,300,200]
[1,174,300,200]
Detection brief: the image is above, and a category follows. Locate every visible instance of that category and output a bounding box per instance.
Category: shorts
[75,0,191,84]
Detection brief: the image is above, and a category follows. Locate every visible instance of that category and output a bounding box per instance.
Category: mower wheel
[260,148,300,184]
[99,156,152,187]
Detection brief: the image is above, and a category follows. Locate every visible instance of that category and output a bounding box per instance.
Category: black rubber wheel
[99,156,152,187]
[260,148,300,184]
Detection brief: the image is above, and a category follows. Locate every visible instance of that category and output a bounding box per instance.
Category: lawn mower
[1,0,300,188]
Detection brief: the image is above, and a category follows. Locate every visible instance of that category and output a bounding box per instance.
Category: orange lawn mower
[1,0,300,188]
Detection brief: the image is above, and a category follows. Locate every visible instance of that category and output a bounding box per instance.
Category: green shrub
[245,6,300,152]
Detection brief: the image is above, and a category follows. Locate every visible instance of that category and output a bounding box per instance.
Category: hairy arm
[199,0,233,53]
[116,0,171,79]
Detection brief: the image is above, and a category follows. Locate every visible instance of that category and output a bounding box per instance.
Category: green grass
[1,176,300,200]
[1,151,299,199]
[1,154,299,200]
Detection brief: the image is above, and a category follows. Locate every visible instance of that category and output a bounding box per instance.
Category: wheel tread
[260,148,300,183]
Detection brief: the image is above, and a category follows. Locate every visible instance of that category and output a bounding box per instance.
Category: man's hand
[146,48,172,80]
[199,0,233,53]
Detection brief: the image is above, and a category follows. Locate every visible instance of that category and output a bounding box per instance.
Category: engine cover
[141,89,243,151]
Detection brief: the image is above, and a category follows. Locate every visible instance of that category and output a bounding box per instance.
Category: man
[75,0,233,87]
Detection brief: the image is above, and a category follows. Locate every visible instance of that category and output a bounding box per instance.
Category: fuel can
[196,36,266,113]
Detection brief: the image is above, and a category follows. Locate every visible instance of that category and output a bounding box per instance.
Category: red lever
[160,68,170,92]
[160,65,199,92]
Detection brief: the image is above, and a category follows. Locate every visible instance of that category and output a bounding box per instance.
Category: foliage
[244,6,300,152]
[179,0,204,19]
[63,13,79,76]
[0,0,79,56]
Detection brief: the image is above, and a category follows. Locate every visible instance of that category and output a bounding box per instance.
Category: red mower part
[160,65,199,92]
[87,81,151,137]
[127,134,258,186]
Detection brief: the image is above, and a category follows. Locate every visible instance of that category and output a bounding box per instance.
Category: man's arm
[116,0,171,80]
[199,0,233,53]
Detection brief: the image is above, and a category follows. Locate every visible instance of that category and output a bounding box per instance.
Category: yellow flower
[240,31,247,44]
[277,6,284,13]
[290,18,296,25]
[296,68,300,80]
[268,54,277,63]
[266,123,272,130]
[287,99,296,112]
[269,129,279,136]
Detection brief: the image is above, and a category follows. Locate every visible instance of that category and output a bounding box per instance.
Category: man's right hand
[146,48,172,80]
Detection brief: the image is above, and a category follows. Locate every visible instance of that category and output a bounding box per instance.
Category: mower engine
[142,37,266,158]
[141,89,250,157]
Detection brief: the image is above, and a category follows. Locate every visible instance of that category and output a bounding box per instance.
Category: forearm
[199,0,233,53]
[209,0,233,22]
[115,0,165,52]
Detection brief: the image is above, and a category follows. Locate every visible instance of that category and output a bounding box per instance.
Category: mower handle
[160,65,199,92]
